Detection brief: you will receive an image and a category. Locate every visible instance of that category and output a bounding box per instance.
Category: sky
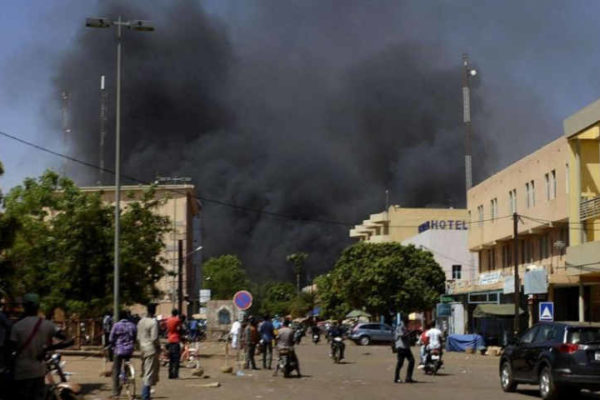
[2,0,600,190]
[3,1,600,278]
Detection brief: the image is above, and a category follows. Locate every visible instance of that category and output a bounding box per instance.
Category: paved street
[67,341,600,400]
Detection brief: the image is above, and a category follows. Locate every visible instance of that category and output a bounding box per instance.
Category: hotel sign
[418,220,469,233]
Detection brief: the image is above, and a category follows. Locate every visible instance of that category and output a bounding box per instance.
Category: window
[566,163,569,194]
[520,326,540,344]
[218,308,231,325]
[488,248,496,270]
[452,265,462,280]
[545,173,550,200]
[502,244,512,268]
[551,170,557,199]
[509,189,517,214]
[490,198,498,220]
[477,205,484,226]
[525,182,530,208]
[531,180,535,206]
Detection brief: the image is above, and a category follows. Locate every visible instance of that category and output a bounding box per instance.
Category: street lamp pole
[114,15,122,327]
[85,16,154,326]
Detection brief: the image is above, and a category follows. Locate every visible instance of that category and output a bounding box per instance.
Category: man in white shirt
[425,322,443,350]
[230,319,242,349]
[137,303,160,400]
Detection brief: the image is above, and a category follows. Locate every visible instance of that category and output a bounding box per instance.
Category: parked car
[499,321,600,400]
[349,323,394,345]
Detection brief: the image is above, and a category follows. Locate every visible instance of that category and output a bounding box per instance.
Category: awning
[473,304,524,318]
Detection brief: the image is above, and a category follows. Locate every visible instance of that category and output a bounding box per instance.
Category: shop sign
[418,220,469,233]
[478,271,502,286]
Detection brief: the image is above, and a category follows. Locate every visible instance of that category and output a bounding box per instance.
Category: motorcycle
[422,347,443,375]
[274,348,299,378]
[312,333,320,344]
[331,336,344,364]
[45,352,82,400]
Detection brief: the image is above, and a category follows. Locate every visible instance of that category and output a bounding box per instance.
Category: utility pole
[178,239,184,313]
[462,54,478,199]
[99,75,108,184]
[513,212,520,334]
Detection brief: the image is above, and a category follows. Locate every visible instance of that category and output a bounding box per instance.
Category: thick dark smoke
[54,0,500,281]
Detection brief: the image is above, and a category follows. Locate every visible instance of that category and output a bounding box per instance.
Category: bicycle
[117,358,136,400]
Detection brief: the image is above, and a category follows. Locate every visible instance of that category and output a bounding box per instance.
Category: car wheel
[500,361,517,392]
[539,366,560,400]
[359,336,371,346]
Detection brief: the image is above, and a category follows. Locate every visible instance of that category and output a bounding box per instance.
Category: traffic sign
[233,290,253,311]
[539,301,554,322]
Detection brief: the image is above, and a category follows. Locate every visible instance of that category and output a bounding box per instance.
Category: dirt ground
[64,341,600,400]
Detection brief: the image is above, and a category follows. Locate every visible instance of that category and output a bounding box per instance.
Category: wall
[401,229,477,282]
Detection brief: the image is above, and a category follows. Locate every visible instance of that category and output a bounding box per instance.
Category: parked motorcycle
[274,348,299,378]
[45,352,82,400]
[331,337,344,364]
[422,347,443,375]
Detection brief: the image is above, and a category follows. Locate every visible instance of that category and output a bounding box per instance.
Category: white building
[401,229,478,284]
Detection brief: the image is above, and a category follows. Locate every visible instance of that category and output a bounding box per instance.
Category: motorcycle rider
[310,320,320,343]
[425,322,443,357]
[328,321,345,360]
[417,326,430,368]
[274,319,301,377]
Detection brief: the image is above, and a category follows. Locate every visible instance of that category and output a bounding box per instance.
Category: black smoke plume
[54,0,501,281]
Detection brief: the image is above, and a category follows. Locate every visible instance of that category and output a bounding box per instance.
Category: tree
[1,171,171,316]
[316,242,446,319]
[286,252,308,293]
[0,160,18,294]
[202,255,249,300]
[254,281,296,316]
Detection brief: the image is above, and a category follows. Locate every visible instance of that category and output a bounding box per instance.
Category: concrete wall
[401,229,478,282]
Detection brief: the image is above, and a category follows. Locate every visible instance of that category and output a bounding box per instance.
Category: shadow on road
[80,383,105,395]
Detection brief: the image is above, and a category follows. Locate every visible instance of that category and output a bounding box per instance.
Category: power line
[0,129,365,228]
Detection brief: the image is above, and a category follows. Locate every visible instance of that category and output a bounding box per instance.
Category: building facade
[350,206,469,243]
[453,98,600,330]
[80,184,202,317]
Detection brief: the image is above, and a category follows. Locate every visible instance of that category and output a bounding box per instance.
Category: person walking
[244,316,259,370]
[0,293,12,399]
[166,309,182,379]
[109,311,137,399]
[229,318,242,350]
[259,314,274,369]
[137,304,160,400]
[394,316,416,384]
[102,311,114,362]
[9,293,69,400]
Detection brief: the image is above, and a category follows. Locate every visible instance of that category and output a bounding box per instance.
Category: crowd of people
[0,292,447,399]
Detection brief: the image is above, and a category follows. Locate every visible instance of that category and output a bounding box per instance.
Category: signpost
[539,301,554,322]
[233,290,253,311]
[199,289,211,303]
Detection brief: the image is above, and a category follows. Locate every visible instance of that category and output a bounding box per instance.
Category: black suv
[500,322,600,399]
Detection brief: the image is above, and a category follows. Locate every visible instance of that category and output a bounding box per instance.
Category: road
[67,341,600,400]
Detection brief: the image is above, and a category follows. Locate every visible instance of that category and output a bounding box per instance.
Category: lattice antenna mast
[61,90,71,176]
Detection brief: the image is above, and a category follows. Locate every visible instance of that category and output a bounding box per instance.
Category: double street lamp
[85,16,154,326]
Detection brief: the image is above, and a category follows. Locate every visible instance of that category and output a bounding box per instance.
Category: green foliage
[202,255,249,300]
[1,170,171,316]
[316,242,446,319]
[254,281,296,316]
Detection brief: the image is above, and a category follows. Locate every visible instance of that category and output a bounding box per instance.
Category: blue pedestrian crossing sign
[539,302,554,322]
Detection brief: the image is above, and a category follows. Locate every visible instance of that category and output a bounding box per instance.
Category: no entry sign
[233,290,253,311]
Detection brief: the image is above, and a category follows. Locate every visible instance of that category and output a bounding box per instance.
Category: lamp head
[86,17,112,28]
[130,20,155,32]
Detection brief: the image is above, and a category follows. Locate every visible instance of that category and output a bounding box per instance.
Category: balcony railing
[581,196,600,220]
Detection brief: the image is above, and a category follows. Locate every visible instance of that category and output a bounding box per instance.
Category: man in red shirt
[166,309,182,379]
